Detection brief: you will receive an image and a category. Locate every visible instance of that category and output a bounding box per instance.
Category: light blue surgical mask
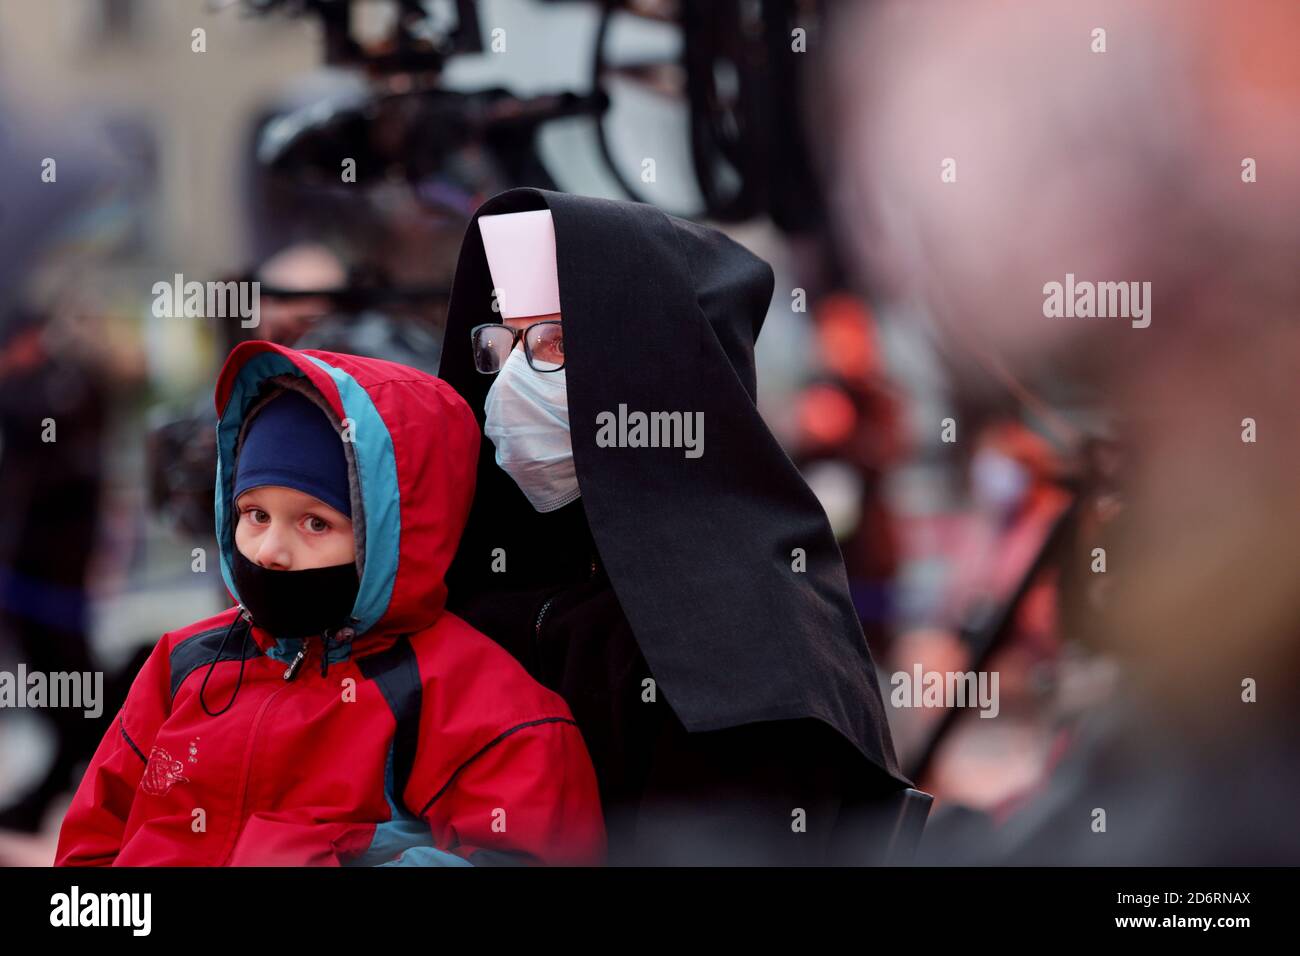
[483,345,582,513]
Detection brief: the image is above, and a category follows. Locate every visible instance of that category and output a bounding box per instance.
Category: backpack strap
[357,637,422,815]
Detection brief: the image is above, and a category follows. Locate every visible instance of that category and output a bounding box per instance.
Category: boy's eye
[245,508,269,525]
[305,516,330,533]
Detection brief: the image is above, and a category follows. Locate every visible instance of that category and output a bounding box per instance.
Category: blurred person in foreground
[821,0,1300,863]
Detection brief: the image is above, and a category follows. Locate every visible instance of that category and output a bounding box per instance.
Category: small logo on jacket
[140,746,189,795]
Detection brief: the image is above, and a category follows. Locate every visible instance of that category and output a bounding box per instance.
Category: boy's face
[235,485,355,570]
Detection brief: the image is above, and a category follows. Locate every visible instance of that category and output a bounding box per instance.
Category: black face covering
[230,546,359,640]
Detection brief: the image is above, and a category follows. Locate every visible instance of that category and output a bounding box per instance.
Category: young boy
[55,340,606,866]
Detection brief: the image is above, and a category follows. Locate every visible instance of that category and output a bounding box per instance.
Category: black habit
[439,187,911,864]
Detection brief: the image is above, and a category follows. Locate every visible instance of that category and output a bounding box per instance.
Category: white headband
[478,209,561,319]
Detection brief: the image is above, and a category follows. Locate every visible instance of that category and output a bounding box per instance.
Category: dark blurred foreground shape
[823,0,1300,864]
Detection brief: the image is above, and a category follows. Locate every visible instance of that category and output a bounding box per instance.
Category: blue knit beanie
[233,389,352,518]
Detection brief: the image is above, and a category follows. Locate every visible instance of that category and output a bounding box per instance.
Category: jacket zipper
[534,559,599,640]
[217,674,292,864]
[219,625,344,863]
[284,642,311,681]
[282,623,355,681]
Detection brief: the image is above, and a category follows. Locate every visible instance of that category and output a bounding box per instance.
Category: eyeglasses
[470,320,565,373]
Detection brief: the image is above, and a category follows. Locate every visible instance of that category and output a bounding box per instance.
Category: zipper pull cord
[320,625,356,678]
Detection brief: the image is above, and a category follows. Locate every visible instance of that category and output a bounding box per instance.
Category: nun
[439,187,912,865]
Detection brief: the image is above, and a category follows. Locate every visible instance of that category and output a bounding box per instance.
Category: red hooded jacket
[55,341,606,866]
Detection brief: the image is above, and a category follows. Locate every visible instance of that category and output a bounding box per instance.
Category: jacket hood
[214,341,480,642]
